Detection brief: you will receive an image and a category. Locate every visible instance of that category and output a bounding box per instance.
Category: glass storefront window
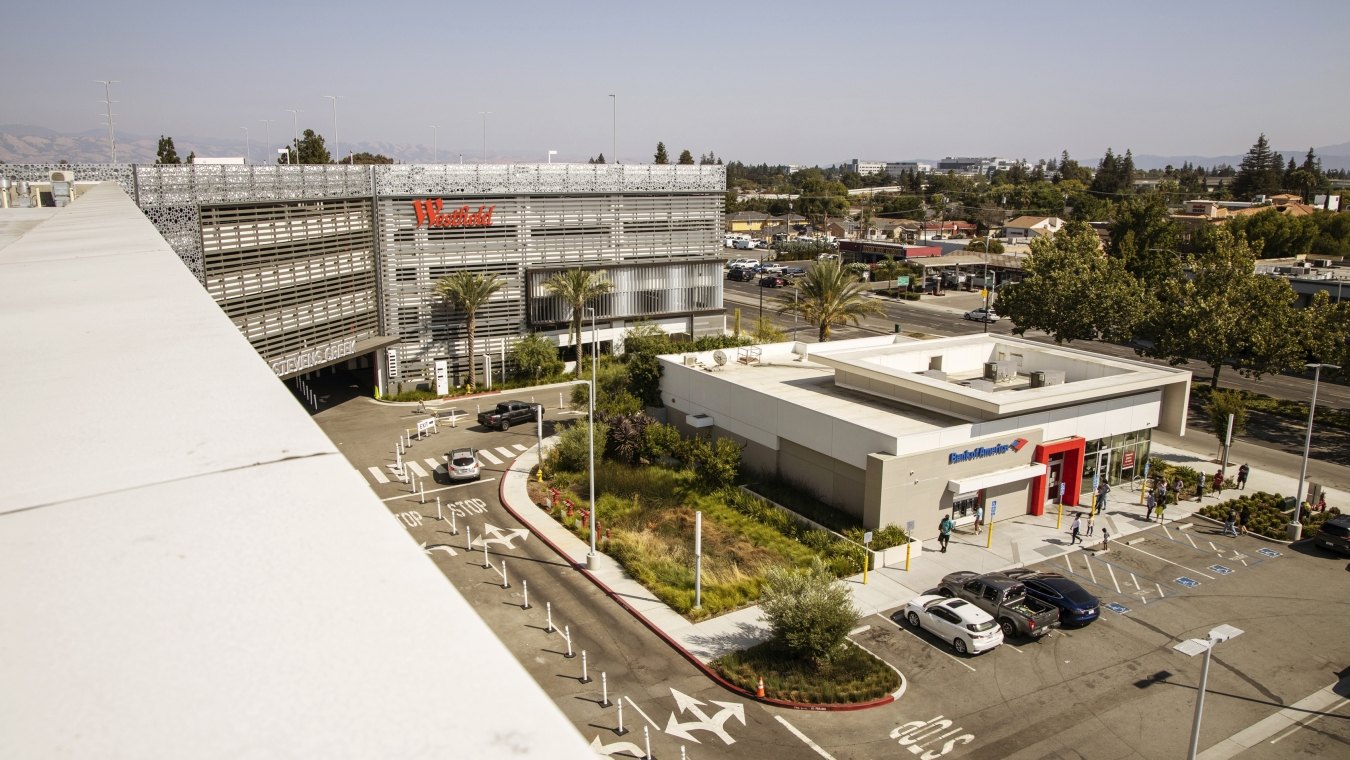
[952,492,979,520]
[1080,430,1153,496]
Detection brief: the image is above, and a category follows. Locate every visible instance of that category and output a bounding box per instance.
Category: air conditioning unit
[984,360,1018,383]
[983,361,998,380]
[1030,370,1046,388]
[1041,370,1065,386]
[49,170,76,183]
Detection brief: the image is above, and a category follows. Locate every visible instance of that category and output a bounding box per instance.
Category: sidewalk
[499,434,1348,665]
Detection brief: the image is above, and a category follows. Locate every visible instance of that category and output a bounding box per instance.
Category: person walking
[1237,463,1250,490]
[1145,489,1157,522]
[973,505,984,534]
[1212,470,1224,496]
[1069,514,1083,545]
[1239,504,1251,535]
[1086,514,1095,537]
[1195,475,1205,502]
[1317,494,1328,513]
[1223,509,1239,537]
[1096,481,1111,515]
[1156,498,1167,523]
[1172,476,1184,505]
[938,514,953,553]
[1156,479,1168,509]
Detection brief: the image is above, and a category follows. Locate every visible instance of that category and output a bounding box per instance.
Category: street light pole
[430,125,439,163]
[982,233,993,334]
[259,119,274,165]
[609,94,616,164]
[94,80,120,163]
[240,126,250,164]
[1177,624,1243,760]
[584,307,598,568]
[1292,362,1339,539]
[323,95,343,165]
[286,109,301,163]
[479,111,491,164]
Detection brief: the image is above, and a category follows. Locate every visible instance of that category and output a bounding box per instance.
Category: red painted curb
[496,466,897,712]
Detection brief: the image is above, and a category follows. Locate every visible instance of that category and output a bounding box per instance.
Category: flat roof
[0,184,590,758]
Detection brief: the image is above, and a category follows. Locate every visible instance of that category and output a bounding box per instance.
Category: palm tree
[779,259,884,342]
[543,268,614,377]
[434,271,505,388]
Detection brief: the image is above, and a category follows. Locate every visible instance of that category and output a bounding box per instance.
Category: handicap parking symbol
[1256,547,1282,558]
[1175,576,1200,589]
[1104,602,1130,615]
[1208,564,1233,575]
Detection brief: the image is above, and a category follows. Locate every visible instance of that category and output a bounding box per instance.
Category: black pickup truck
[477,401,541,431]
[938,571,1061,639]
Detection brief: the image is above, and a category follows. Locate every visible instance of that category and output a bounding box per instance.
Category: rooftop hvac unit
[983,361,998,380]
[922,369,947,381]
[1030,370,1046,388]
[1041,370,1065,386]
[49,170,76,183]
[984,359,1018,383]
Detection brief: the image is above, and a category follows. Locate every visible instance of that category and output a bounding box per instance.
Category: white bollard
[681,746,687,760]
[501,559,509,589]
[419,481,425,503]
[580,650,591,683]
[546,602,554,633]
[617,698,627,735]
[450,509,457,535]
[436,497,443,522]
[522,579,530,609]
[644,726,651,760]
[559,392,564,410]
[601,672,610,707]
[466,524,473,552]
[483,536,491,569]
[564,625,574,658]
[450,411,458,428]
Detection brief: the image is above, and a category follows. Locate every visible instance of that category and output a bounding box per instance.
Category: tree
[965,239,1005,253]
[185,151,196,164]
[1139,227,1302,388]
[758,558,859,665]
[512,333,563,380]
[1206,389,1247,452]
[779,259,885,341]
[155,136,181,165]
[1299,291,1350,371]
[543,269,614,377]
[677,149,694,165]
[286,129,331,165]
[588,153,607,164]
[434,271,505,388]
[1228,208,1319,260]
[1053,150,1093,184]
[1231,134,1284,200]
[996,221,1146,344]
[654,142,669,164]
[340,151,394,165]
[1107,194,1181,290]
[791,170,850,220]
[749,315,786,343]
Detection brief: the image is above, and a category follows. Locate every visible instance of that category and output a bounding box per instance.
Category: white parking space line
[624,696,660,730]
[873,613,977,672]
[1064,554,1075,574]
[405,461,430,479]
[1131,572,1141,591]
[1209,541,1219,552]
[423,458,442,470]
[774,716,839,760]
[1163,525,1174,540]
[1156,582,1165,598]
[494,446,516,460]
[1106,562,1121,594]
[1120,543,1215,579]
[367,466,390,484]
[1083,555,1098,585]
[1185,533,1198,549]
[477,449,503,465]
[1003,642,1024,653]
[512,443,527,451]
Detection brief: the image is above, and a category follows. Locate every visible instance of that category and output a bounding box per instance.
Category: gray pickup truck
[938,571,1060,639]
[476,400,541,431]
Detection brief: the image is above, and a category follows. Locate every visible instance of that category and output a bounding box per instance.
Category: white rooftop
[0,184,590,758]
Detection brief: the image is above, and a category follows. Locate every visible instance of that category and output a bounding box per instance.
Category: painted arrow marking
[472,523,530,551]
[663,688,745,745]
[588,736,646,757]
[421,542,459,558]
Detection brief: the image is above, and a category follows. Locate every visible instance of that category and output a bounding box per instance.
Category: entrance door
[1045,455,1065,507]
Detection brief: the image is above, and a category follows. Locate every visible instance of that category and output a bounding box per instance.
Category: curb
[495,462,900,712]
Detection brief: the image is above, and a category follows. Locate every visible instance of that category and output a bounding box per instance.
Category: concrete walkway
[500,435,1348,664]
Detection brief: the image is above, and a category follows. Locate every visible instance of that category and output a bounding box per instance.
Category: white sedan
[963,307,1000,323]
[895,595,1004,655]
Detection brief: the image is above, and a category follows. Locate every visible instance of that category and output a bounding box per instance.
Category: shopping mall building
[0,163,726,394]
[659,334,1192,536]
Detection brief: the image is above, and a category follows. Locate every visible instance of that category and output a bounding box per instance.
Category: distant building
[847,159,888,175]
[886,161,933,176]
[1003,216,1065,240]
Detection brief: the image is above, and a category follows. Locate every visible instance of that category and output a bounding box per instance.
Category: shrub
[759,558,860,665]
[545,420,610,473]
[387,389,440,402]
[711,639,898,704]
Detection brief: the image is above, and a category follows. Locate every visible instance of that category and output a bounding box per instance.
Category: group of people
[1068,512,1095,545]
[1142,463,1252,522]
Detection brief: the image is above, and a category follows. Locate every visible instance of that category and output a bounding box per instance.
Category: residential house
[1003,216,1065,241]
[726,211,773,233]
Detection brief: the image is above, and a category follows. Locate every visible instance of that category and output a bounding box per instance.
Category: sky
[4,0,1350,166]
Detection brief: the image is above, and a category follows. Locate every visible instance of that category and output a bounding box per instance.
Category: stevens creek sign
[948,437,1028,465]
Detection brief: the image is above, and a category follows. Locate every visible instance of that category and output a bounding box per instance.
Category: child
[1086,514,1095,537]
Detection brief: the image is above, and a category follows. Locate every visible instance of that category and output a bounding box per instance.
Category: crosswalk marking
[495,446,515,460]
[367,466,390,484]
[423,458,442,471]
[478,449,503,465]
[405,461,430,478]
[512,444,527,451]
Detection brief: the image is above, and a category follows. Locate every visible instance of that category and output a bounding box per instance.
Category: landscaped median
[527,421,909,707]
[1196,491,1341,539]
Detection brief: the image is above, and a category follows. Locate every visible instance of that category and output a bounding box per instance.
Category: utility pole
[285,109,302,163]
[259,119,274,165]
[609,94,616,164]
[323,95,343,165]
[94,80,120,163]
[479,112,491,163]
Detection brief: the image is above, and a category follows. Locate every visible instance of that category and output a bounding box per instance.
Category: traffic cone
[756,676,765,698]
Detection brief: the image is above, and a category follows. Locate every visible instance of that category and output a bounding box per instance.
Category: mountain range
[4,124,1350,172]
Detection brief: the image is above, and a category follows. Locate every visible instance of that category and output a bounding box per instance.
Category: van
[1314,514,1350,556]
[732,238,754,250]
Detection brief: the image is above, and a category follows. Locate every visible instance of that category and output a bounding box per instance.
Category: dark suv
[1314,514,1350,556]
[727,267,756,282]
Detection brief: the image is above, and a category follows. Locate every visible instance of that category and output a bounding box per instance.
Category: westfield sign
[411,199,496,228]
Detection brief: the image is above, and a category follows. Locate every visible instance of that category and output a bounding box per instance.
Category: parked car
[782,266,806,277]
[964,307,999,323]
[446,448,480,481]
[1314,514,1350,556]
[727,267,756,282]
[938,571,1060,639]
[726,258,758,270]
[894,595,1004,655]
[999,569,1100,627]
[760,262,786,275]
[759,275,789,288]
[476,400,541,431]
[817,252,839,261]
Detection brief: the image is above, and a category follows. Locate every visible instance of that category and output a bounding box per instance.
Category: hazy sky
[5,0,1349,165]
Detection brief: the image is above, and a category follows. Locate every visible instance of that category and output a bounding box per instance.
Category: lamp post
[609,94,616,164]
[94,80,120,163]
[429,125,439,163]
[1175,624,1244,760]
[1291,362,1339,540]
[479,111,491,163]
[981,233,993,334]
[259,119,274,165]
[323,95,343,165]
[240,126,250,164]
[285,108,301,163]
[548,150,557,164]
[583,307,599,568]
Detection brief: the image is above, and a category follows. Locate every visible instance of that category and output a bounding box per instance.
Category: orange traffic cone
[756,676,765,698]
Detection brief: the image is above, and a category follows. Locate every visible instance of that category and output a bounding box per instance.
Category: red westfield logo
[411,199,496,228]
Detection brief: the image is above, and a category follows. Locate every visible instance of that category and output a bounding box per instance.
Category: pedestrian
[1237,463,1250,490]
[1156,499,1167,523]
[1102,528,1110,549]
[1223,509,1238,537]
[1212,470,1224,495]
[974,504,984,533]
[1317,494,1327,513]
[1172,477,1184,505]
[938,514,953,553]
[1070,514,1083,545]
[1096,481,1111,514]
[1086,514,1095,537]
[1146,489,1157,521]
[1239,504,1251,535]
[1196,475,1205,502]
[1156,478,1168,507]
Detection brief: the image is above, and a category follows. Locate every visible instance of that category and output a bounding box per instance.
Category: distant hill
[1134,143,1350,172]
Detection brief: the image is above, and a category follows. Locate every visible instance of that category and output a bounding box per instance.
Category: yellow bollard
[1056,502,1063,531]
[862,551,869,585]
[904,540,912,572]
[986,518,994,549]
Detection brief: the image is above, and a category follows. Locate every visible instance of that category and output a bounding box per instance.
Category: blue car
[1001,569,1100,627]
